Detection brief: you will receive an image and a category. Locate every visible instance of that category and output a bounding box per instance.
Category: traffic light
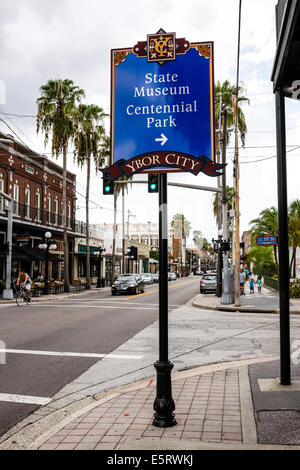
[103,177,114,195]
[148,173,158,193]
[128,246,138,260]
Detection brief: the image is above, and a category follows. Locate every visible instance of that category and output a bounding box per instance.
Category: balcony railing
[0,201,87,235]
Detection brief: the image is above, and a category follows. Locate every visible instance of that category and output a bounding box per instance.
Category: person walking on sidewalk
[249,277,255,294]
[257,275,262,294]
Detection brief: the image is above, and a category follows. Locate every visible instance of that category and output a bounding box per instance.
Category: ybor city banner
[102,151,225,179]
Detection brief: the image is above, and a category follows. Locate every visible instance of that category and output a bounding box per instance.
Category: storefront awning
[17,246,63,262]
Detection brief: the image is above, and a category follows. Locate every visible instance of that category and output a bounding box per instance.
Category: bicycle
[13,280,31,306]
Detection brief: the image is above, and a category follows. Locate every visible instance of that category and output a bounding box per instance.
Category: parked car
[111,274,145,295]
[200,274,217,293]
[152,272,159,283]
[194,270,204,276]
[168,272,177,281]
[141,273,153,285]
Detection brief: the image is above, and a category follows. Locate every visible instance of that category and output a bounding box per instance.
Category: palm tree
[249,207,279,269]
[215,80,249,149]
[37,79,85,292]
[214,81,249,231]
[288,200,300,278]
[73,104,108,289]
[213,186,234,225]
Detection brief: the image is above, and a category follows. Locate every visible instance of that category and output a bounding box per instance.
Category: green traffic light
[150,183,157,191]
[105,185,111,193]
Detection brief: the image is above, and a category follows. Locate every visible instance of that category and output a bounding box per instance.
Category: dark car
[200,274,217,293]
[111,274,145,296]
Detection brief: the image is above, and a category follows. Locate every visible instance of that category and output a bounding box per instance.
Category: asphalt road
[0,276,200,437]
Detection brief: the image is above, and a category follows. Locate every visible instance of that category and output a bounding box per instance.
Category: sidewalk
[0,285,109,304]
[192,285,300,314]
[1,357,296,451]
[0,285,299,451]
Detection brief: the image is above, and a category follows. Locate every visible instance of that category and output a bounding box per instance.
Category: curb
[191,299,277,314]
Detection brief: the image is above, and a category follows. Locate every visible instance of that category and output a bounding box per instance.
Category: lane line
[126,279,199,299]
[0,349,143,360]
[0,393,51,406]
[28,305,157,310]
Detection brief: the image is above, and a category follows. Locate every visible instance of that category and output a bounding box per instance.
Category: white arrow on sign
[155,133,168,146]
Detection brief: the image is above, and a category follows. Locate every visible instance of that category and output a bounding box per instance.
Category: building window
[54,199,58,225]
[13,184,19,215]
[25,188,31,219]
[35,192,41,222]
[0,178,4,213]
[47,196,51,224]
[67,202,71,229]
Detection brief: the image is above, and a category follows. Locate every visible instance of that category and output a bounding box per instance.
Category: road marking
[28,304,159,310]
[0,349,143,360]
[0,393,51,405]
[127,279,198,299]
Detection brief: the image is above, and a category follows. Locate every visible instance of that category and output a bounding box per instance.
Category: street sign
[256,235,278,246]
[109,29,218,176]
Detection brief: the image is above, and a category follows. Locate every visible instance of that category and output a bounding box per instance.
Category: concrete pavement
[192,284,300,314]
[0,283,299,451]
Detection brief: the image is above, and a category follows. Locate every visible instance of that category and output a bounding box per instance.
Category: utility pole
[221,109,231,304]
[234,0,242,307]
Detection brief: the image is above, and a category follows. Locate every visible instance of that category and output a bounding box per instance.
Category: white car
[168,272,177,281]
[141,273,153,285]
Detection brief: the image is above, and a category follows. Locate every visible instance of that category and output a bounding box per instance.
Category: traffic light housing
[148,173,158,193]
[103,177,114,195]
[128,245,138,260]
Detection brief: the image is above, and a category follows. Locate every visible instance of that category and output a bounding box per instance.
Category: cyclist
[16,268,32,303]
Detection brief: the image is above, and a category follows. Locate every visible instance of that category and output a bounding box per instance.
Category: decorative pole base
[153,361,177,428]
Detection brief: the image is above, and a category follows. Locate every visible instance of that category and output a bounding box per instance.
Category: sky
[0,0,299,246]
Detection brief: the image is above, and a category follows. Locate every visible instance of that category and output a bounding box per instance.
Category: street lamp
[39,231,57,295]
[94,247,106,288]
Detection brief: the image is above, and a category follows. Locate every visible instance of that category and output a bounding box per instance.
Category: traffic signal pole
[153,173,176,428]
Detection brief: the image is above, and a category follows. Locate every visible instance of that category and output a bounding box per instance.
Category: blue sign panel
[256,236,278,246]
[111,40,215,171]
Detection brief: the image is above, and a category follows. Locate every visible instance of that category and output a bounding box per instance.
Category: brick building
[0,131,85,284]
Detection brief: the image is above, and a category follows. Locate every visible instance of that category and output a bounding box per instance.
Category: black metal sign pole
[153,172,177,427]
[275,88,291,385]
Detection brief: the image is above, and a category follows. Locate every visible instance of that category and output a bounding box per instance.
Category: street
[0,277,199,437]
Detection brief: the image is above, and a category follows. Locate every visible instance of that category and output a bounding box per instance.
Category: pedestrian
[240,269,246,295]
[249,277,255,294]
[244,267,248,281]
[257,275,262,294]
[16,268,32,302]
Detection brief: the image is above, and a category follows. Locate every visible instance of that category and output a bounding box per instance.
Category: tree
[213,186,234,228]
[171,213,191,238]
[288,199,300,278]
[37,79,85,292]
[214,81,249,230]
[73,104,108,289]
[215,80,249,149]
[247,246,277,277]
[249,207,279,269]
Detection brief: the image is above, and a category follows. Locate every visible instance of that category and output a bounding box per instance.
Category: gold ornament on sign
[114,51,129,66]
[195,45,210,59]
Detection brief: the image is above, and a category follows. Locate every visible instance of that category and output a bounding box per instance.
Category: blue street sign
[111,40,215,171]
[256,236,278,246]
